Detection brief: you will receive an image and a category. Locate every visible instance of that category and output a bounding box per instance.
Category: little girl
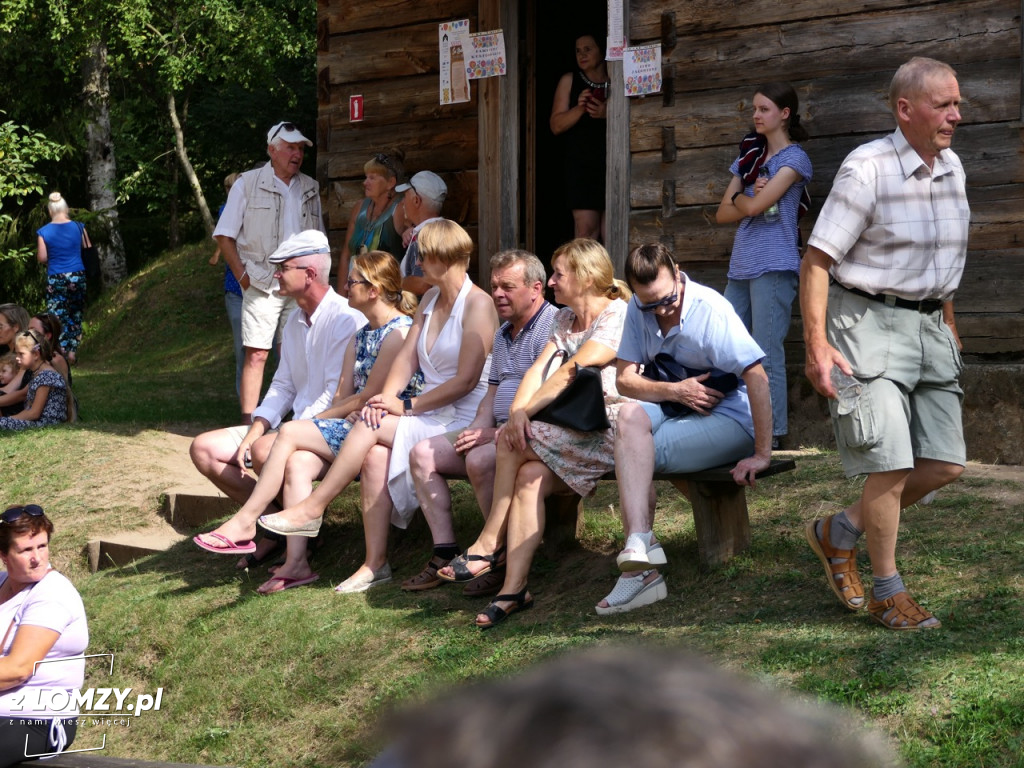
[0,330,69,431]
[0,353,18,393]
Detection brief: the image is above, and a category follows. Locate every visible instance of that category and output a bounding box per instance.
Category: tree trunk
[81,37,127,287]
[167,92,214,237]
[168,153,180,248]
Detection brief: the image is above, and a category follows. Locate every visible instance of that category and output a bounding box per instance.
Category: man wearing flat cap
[191,229,365,561]
[395,170,447,296]
[215,121,326,424]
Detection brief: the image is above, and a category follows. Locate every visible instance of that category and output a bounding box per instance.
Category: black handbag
[532,350,611,432]
[641,352,739,418]
[78,222,100,281]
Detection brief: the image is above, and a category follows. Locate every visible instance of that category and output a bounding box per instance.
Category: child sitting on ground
[0,330,69,431]
[0,353,18,394]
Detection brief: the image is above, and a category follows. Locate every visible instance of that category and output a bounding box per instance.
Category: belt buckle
[884,294,898,308]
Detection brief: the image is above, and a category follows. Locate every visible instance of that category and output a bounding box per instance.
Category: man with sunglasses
[394,171,447,296]
[595,242,772,614]
[190,231,365,560]
[214,121,325,424]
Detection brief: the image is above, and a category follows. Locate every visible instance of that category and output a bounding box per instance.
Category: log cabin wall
[317,0,481,278]
[627,0,1024,461]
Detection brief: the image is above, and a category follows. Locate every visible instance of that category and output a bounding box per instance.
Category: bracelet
[239,270,248,282]
[731,191,742,204]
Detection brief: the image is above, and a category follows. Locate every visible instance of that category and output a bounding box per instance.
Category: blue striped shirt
[489,302,558,423]
[727,144,812,280]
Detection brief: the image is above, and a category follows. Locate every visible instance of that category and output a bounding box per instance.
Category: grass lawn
[4,243,1022,767]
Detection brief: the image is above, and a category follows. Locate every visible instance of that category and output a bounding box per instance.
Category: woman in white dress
[258,219,498,593]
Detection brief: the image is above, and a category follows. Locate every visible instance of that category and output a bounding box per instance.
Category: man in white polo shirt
[190,230,365,557]
[215,121,325,424]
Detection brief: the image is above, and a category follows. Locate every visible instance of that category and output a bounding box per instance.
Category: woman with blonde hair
[338,151,407,293]
[194,250,422,592]
[257,219,498,593]
[436,238,634,627]
[36,193,89,364]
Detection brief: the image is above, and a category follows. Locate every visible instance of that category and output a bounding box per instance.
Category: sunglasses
[373,153,397,176]
[635,271,681,313]
[270,122,299,142]
[346,278,372,288]
[1,504,45,524]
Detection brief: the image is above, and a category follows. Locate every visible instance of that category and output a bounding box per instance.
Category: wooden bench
[16,754,236,768]
[544,458,796,570]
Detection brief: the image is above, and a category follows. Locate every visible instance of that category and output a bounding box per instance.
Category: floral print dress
[0,369,67,430]
[529,300,632,496]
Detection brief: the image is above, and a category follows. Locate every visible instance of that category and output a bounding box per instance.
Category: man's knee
[465,445,496,487]
[190,431,229,476]
[616,402,654,441]
[409,440,433,481]
[250,433,276,469]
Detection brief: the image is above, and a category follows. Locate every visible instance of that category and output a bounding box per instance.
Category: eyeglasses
[1,504,44,524]
[275,263,311,273]
[373,153,397,176]
[269,122,298,142]
[636,273,680,313]
[346,278,372,288]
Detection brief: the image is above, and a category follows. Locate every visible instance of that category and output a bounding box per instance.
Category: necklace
[579,70,608,91]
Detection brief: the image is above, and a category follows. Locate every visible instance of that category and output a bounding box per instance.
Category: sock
[816,509,861,552]
[872,572,906,602]
[433,543,460,561]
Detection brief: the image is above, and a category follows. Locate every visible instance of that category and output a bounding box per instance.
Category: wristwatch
[403,397,413,416]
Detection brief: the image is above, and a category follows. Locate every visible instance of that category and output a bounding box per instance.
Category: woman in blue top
[36,193,89,364]
[716,83,812,448]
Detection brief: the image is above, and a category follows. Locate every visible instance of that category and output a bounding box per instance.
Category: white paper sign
[466,29,507,79]
[439,19,471,105]
[607,0,625,60]
[623,44,662,96]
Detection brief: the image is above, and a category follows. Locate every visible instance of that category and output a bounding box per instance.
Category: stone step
[85,487,234,572]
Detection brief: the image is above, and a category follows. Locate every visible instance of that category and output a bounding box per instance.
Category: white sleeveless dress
[387,275,490,526]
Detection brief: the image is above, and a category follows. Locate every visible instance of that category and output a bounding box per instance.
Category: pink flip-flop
[257,573,320,595]
[193,532,256,555]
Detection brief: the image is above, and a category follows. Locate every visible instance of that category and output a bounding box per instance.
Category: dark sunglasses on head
[1,504,45,524]
[373,153,397,176]
[270,122,298,142]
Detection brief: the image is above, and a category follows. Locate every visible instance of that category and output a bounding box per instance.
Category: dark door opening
[525,1,608,268]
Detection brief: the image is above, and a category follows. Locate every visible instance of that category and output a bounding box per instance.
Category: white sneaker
[595,570,668,615]
[616,531,667,571]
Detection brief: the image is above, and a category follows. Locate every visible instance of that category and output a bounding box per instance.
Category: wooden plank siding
[625,0,1024,359]
[316,0,481,278]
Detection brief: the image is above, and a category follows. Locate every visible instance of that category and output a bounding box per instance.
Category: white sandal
[595,570,667,615]
[616,531,667,571]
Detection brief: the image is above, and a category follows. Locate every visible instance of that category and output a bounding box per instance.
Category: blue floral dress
[0,369,67,430]
[311,315,423,454]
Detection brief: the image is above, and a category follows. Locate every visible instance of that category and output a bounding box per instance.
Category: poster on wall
[607,0,624,60]
[623,43,662,96]
[466,29,506,79]
[439,19,471,105]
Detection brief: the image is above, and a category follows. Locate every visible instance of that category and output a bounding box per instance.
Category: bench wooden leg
[689,480,750,571]
[542,492,584,556]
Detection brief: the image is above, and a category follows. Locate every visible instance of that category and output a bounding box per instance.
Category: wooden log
[629,60,1020,154]
[321,22,446,86]
[320,0,477,36]
[642,0,1018,87]
[323,118,478,176]
[630,0,934,38]
[320,74,476,126]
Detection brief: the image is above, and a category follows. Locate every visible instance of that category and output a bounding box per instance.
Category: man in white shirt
[800,57,968,630]
[191,230,365,557]
[214,121,325,423]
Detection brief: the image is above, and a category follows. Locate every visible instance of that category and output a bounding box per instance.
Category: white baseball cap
[395,171,447,204]
[267,121,313,147]
[268,230,330,263]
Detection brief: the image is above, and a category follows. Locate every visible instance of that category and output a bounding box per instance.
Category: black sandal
[476,587,533,629]
[437,546,506,583]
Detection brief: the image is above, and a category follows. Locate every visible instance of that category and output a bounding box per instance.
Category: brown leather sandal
[867,591,941,630]
[463,567,505,598]
[400,555,451,592]
[804,517,865,611]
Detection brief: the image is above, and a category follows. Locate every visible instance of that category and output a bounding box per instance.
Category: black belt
[834,281,942,314]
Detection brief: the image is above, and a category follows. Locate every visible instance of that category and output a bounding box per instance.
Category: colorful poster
[466,29,506,79]
[439,19,471,105]
[607,0,625,60]
[623,44,662,96]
